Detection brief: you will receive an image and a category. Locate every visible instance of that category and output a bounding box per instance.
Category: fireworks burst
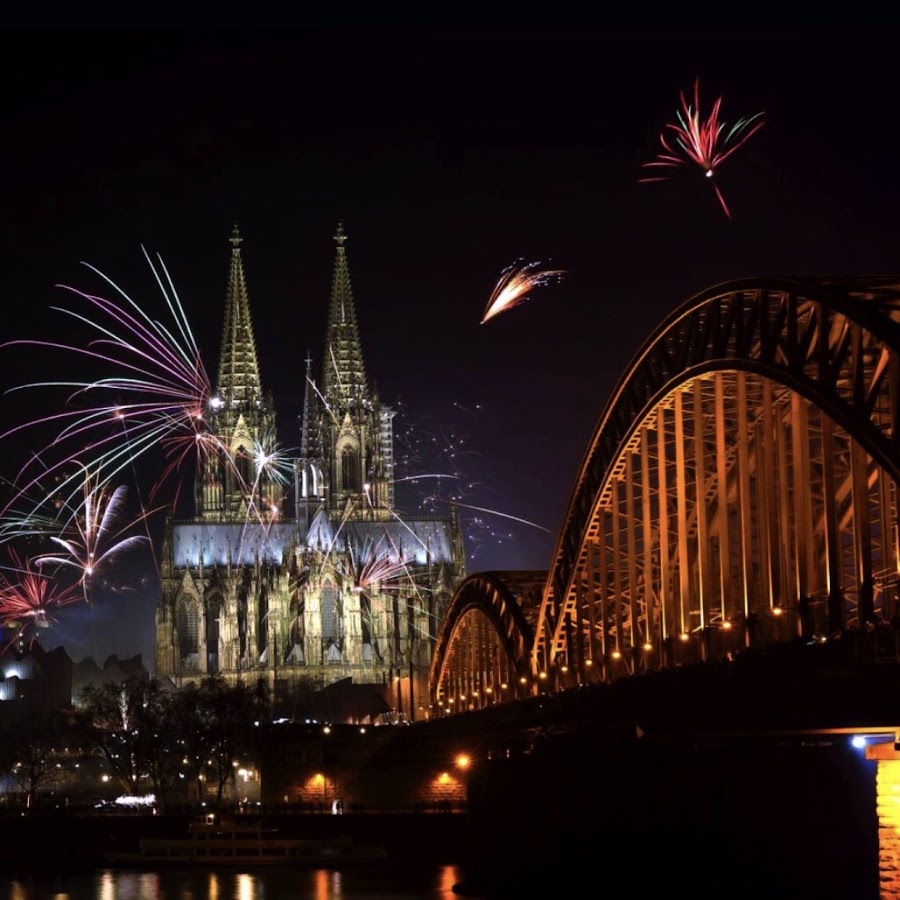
[480,260,566,325]
[393,402,480,514]
[392,399,549,561]
[0,247,214,513]
[640,77,765,220]
[345,537,416,596]
[29,467,150,601]
[244,432,295,524]
[0,550,83,650]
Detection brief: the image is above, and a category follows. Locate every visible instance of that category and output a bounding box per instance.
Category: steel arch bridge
[430,275,900,712]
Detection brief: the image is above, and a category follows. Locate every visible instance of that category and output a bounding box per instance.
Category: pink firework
[153,424,228,510]
[0,550,82,650]
[30,468,149,600]
[348,538,416,596]
[1,248,214,516]
[481,261,565,325]
[640,77,765,220]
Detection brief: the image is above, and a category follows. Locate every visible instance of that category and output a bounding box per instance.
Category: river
[1,863,491,899]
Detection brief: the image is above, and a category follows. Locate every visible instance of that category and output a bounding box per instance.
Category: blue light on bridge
[851,734,896,751]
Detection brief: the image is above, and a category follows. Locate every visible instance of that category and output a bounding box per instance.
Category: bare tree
[77,677,180,809]
[194,676,269,809]
[0,711,75,811]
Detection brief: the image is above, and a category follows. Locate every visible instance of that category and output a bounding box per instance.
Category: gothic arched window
[206,593,223,674]
[321,583,338,642]
[176,597,199,669]
[340,444,359,493]
[257,587,269,662]
[360,592,372,645]
[235,444,252,492]
[237,590,248,662]
[286,594,305,664]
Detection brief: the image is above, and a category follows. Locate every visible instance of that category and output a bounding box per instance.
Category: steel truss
[431,276,900,706]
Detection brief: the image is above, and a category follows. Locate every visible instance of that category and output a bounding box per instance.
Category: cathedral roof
[172,514,456,568]
[305,509,457,565]
[307,507,335,548]
[216,223,263,408]
[172,522,296,567]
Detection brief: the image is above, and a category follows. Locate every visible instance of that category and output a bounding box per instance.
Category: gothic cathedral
[154,224,467,720]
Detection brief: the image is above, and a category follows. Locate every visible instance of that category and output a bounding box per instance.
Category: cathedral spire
[297,350,324,524]
[322,222,367,406]
[217,222,262,408]
[300,352,313,459]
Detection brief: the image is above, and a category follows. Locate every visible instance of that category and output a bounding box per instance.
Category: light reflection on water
[4,865,476,900]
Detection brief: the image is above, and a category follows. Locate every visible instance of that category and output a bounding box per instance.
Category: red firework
[0,550,82,650]
[640,78,765,220]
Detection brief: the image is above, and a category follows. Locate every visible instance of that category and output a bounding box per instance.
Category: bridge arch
[429,571,545,714]
[533,275,900,686]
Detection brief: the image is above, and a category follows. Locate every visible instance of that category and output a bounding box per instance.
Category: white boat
[106,815,388,867]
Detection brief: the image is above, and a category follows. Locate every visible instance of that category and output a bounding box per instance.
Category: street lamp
[314,771,327,807]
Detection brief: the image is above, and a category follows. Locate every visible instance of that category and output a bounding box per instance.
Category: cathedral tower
[198,223,282,522]
[297,223,395,522]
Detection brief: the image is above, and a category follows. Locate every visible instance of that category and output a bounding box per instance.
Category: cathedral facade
[154,224,467,720]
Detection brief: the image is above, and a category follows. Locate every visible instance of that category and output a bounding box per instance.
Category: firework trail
[225,431,298,569]
[28,467,150,602]
[0,549,83,650]
[343,539,399,677]
[452,401,481,418]
[445,500,552,533]
[392,403,478,513]
[345,536,417,596]
[0,247,214,515]
[152,423,229,509]
[305,372,339,428]
[481,261,566,325]
[640,77,765,220]
[245,432,295,524]
[392,399,545,561]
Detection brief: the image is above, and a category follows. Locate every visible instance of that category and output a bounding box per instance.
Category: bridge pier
[866,739,900,898]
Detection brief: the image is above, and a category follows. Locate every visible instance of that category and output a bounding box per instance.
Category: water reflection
[235,873,252,900]
[313,869,342,899]
[4,865,470,899]
[99,871,161,900]
[437,866,460,895]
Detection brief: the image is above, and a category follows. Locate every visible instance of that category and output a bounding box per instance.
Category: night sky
[2,26,900,666]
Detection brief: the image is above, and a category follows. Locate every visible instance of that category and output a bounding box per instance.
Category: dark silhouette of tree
[0,710,77,811]
[77,676,180,809]
[192,676,270,809]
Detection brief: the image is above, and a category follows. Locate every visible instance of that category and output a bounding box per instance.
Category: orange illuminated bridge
[430,275,900,712]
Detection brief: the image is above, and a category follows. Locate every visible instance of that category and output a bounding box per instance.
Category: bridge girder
[432,276,900,710]
[537,276,900,682]
[428,572,544,712]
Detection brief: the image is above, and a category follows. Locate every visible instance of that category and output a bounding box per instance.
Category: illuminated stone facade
[155,224,466,718]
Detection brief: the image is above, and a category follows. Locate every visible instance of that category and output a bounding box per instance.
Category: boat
[106,814,388,867]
